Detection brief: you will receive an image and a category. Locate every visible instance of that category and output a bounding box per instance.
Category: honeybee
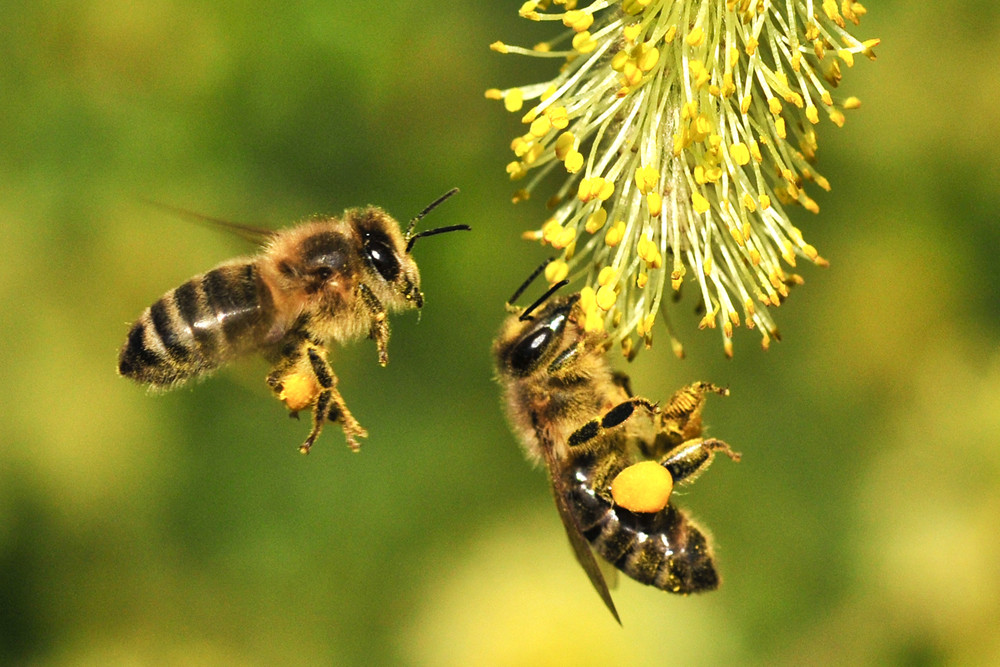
[493,287,740,622]
[119,189,468,453]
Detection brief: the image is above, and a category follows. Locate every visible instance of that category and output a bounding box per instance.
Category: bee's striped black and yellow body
[494,294,739,621]
[119,194,467,453]
[119,261,273,387]
[566,458,719,594]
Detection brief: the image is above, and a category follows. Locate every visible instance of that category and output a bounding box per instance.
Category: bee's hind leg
[266,338,367,454]
[647,382,740,484]
[301,347,367,454]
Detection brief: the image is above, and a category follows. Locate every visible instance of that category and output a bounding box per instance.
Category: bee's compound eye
[365,239,400,282]
[508,328,553,374]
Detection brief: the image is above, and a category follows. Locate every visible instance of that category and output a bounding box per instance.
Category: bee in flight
[493,276,740,622]
[119,189,468,453]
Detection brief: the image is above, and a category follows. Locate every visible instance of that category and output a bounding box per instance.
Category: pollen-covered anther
[729,143,751,166]
[596,284,617,311]
[637,235,657,264]
[545,259,569,284]
[563,10,594,32]
[686,26,705,47]
[635,311,656,340]
[578,177,615,203]
[597,266,617,287]
[506,161,528,181]
[518,2,540,20]
[554,132,575,160]
[688,60,711,88]
[545,105,570,129]
[604,220,626,247]
[637,45,659,72]
[635,166,659,194]
[579,286,604,332]
[564,150,584,174]
[503,88,523,112]
[699,305,719,330]
[670,267,685,290]
[572,31,597,54]
[529,116,552,138]
[621,61,643,87]
[552,226,576,249]
[647,192,663,217]
[585,207,607,233]
[692,191,711,214]
[541,219,564,244]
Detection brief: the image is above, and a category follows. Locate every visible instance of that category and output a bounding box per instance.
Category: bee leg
[565,397,658,497]
[659,438,741,485]
[568,397,658,449]
[302,347,367,454]
[640,382,729,458]
[358,283,390,367]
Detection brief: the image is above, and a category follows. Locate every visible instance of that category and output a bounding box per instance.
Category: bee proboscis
[493,288,740,622]
[119,189,468,453]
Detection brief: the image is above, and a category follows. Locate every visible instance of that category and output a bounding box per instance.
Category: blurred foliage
[1,1,999,665]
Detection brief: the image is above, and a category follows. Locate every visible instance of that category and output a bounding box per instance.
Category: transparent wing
[140,199,276,246]
[540,439,621,624]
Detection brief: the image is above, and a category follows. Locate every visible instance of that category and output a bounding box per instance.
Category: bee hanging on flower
[487,0,877,358]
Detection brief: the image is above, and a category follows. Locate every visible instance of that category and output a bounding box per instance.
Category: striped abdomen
[568,468,719,594]
[118,261,275,388]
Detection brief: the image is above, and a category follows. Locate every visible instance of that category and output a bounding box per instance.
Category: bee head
[496,294,580,378]
[340,207,422,311]
[357,189,467,311]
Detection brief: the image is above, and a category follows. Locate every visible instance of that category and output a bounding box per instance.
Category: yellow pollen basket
[278,372,320,413]
[611,460,674,514]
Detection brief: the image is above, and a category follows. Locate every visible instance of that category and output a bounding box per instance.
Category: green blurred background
[2,2,998,664]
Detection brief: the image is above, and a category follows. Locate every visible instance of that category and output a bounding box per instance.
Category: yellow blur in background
[1,2,999,665]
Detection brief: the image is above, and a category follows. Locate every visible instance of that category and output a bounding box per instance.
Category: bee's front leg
[358,283,390,367]
[567,397,658,449]
[566,397,658,494]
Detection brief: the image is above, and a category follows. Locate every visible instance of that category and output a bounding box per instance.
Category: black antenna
[520,279,569,322]
[404,188,468,252]
[507,257,554,307]
[405,224,470,253]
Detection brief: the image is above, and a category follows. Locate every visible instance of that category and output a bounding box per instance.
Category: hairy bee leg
[300,387,333,454]
[639,382,729,459]
[659,438,741,485]
[658,382,729,439]
[265,329,312,397]
[567,397,658,449]
[303,347,367,454]
[566,397,658,501]
[358,283,390,367]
